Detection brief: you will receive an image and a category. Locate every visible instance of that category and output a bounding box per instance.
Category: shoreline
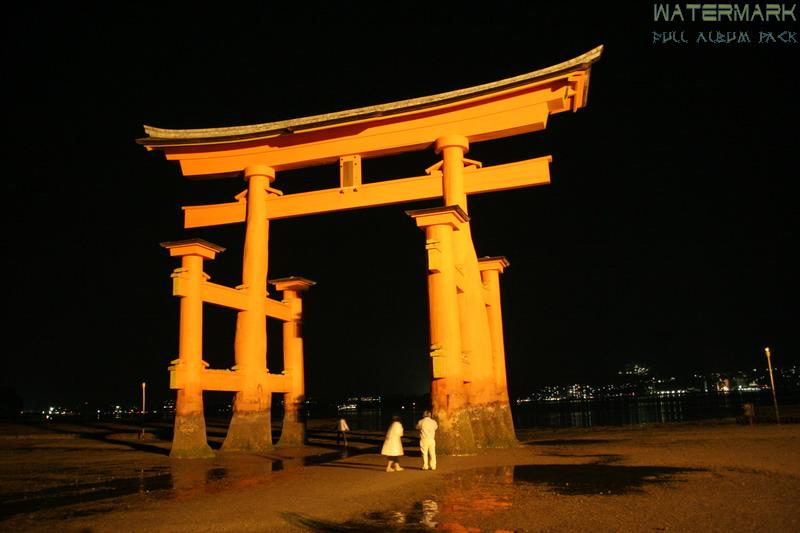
[1,420,799,532]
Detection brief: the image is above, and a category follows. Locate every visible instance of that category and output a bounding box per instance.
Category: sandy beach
[1,418,798,532]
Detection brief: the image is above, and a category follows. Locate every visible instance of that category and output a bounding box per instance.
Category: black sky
[1,2,797,409]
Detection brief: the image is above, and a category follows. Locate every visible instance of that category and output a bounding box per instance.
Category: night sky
[2,3,797,410]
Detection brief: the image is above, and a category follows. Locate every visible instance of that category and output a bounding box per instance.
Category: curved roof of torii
[138,45,603,148]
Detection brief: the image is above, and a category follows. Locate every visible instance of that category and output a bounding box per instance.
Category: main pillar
[479,256,517,447]
[271,276,315,446]
[408,206,477,455]
[161,239,224,459]
[223,165,276,451]
[435,135,515,448]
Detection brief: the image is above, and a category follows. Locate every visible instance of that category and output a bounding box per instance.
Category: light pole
[764,347,780,424]
[141,382,147,415]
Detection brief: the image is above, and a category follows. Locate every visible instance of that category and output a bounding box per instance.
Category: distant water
[511,390,798,429]
[313,391,798,431]
[307,406,426,433]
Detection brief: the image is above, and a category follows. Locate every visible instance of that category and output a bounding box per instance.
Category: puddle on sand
[0,470,173,520]
[167,446,379,495]
[288,463,702,532]
[0,446,372,520]
[282,499,442,532]
[513,463,699,495]
[527,438,619,446]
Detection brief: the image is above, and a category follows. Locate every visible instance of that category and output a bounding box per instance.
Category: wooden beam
[183,155,551,228]
[200,281,248,310]
[170,279,293,320]
[167,97,554,175]
[170,368,291,393]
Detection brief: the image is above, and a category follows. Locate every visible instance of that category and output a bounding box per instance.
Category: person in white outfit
[336,417,350,446]
[381,415,405,472]
[416,410,438,470]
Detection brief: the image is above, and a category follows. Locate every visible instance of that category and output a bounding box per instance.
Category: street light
[141,382,146,415]
[764,347,780,424]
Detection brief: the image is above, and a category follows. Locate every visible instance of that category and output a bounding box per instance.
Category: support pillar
[435,135,510,447]
[223,165,276,451]
[271,277,315,447]
[161,239,225,459]
[407,206,476,455]
[479,256,517,447]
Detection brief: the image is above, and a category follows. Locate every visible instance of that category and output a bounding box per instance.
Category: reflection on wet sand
[168,445,373,497]
[281,466,514,532]
[0,438,365,519]
[514,463,700,496]
[282,462,700,532]
[0,469,172,520]
[1,421,705,530]
[168,457,277,497]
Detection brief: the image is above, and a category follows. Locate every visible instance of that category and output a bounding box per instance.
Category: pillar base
[222,410,273,452]
[468,404,488,448]
[435,407,478,456]
[170,413,214,459]
[470,402,518,449]
[496,401,518,447]
[277,408,306,447]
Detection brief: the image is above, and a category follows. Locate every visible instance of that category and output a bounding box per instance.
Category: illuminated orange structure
[139,46,602,457]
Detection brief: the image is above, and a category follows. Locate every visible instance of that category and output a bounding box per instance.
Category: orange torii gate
[138,46,602,458]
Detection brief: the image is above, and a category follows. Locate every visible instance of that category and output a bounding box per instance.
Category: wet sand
[1,419,798,532]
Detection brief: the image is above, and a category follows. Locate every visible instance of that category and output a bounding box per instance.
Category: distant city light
[514,364,799,404]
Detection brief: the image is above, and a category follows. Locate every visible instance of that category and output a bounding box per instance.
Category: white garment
[416,416,438,440]
[417,416,438,469]
[380,421,404,457]
[337,419,350,432]
[420,438,436,469]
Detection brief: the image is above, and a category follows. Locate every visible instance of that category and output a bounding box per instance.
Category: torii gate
[138,46,602,458]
